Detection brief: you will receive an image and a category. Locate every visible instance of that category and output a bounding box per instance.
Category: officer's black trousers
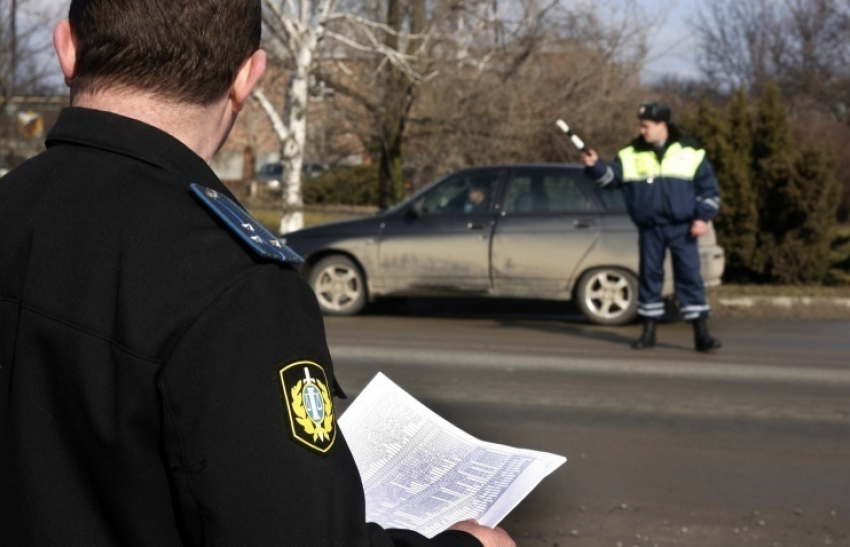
[637,222,708,320]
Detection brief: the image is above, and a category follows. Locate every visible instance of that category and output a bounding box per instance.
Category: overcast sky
[635,0,702,82]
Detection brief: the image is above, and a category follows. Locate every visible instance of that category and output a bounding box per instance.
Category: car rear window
[590,184,628,212]
[504,169,593,214]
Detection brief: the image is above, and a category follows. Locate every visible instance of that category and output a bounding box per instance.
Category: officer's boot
[693,318,722,352]
[631,318,656,350]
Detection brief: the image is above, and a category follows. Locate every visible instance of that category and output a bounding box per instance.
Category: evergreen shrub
[303,165,381,207]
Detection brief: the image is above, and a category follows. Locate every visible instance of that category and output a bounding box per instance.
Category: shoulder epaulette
[189,183,304,265]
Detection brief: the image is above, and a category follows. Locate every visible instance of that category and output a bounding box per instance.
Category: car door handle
[467,222,485,230]
[574,219,593,229]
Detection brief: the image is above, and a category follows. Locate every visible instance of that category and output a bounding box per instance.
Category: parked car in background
[253,161,285,191]
[281,164,726,325]
[251,161,329,194]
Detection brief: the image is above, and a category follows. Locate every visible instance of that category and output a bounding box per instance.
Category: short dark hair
[68,0,262,105]
[470,182,489,194]
[637,102,672,123]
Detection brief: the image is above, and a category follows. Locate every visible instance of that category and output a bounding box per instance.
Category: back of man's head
[68,0,261,105]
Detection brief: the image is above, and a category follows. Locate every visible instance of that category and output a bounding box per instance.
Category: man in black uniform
[0,1,514,546]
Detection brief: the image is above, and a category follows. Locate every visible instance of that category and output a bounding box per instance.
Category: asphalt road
[324,301,850,547]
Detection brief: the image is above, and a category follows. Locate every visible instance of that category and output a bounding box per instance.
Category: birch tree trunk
[259,0,337,234]
[280,43,313,234]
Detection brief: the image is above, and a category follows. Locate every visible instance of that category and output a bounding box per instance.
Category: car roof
[451,163,584,171]
[382,163,590,214]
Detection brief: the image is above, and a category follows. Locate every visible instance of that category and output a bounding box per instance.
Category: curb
[710,295,850,320]
[716,296,850,309]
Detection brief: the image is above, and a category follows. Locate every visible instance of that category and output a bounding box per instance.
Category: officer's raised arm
[581,148,599,167]
[584,151,622,189]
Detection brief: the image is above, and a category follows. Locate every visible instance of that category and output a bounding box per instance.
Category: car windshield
[412,170,501,216]
[259,163,283,176]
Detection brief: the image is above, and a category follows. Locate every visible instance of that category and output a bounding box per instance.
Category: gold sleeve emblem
[290,378,334,443]
[279,360,336,453]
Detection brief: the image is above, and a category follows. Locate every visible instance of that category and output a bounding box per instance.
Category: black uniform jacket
[0,108,481,547]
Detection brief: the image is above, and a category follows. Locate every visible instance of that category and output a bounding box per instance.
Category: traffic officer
[0,1,514,546]
[582,102,722,352]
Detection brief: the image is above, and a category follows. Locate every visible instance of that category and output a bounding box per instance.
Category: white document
[338,373,566,538]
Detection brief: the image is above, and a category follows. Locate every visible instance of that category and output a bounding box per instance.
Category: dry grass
[709,284,850,297]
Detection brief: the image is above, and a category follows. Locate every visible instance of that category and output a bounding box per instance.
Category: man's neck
[71,89,232,164]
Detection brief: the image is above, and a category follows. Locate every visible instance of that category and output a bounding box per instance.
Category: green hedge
[829,225,850,285]
[683,85,842,285]
[303,165,380,207]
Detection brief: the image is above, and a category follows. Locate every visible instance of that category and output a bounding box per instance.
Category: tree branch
[251,88,290,144]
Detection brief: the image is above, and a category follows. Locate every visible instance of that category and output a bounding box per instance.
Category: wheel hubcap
[584,272,632,320]
[315,265,361,312]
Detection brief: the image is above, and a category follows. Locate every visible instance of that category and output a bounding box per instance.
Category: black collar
[631,123,684,153]
[46,107,237,201]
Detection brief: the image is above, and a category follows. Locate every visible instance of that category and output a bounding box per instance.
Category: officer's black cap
[637,102,671,123]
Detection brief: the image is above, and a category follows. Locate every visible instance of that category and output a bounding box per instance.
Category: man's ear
[230,49,267,113]
[53,20,78,86]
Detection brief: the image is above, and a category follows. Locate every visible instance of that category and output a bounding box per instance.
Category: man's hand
[448,520,516,547]
[691,219,707,237]
[581,149,598,168]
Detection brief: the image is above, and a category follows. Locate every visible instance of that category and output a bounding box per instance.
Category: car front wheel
[308,255,368,316]
[576,268,638,326]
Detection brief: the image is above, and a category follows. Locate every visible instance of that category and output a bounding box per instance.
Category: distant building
[0,69,372,190]
[215,60,372,189]
[0,95,68,171]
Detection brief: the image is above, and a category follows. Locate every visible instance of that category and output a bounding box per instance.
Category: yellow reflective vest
[589,137,721,227]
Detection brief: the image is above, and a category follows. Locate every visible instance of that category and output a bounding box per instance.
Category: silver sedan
[282,164,725,325]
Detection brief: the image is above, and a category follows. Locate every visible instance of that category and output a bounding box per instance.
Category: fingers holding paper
[448,519,516,547]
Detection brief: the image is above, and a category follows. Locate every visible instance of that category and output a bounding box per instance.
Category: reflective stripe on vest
[618,143,705,182]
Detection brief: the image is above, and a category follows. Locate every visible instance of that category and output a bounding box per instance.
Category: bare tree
[404,0,651,179]
[254,0,650,226]
[254,0,339,234]
[780,0,850,121]
[1,0,65,166]
[694,0,850,121]
[316,0,560,201]
[694,0,786,94]
[255,0,439,232]
[1,0,65,95]
[693,0,850,221]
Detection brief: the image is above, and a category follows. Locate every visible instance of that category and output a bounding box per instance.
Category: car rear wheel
[308,255,367,316]
[576,268,638,326]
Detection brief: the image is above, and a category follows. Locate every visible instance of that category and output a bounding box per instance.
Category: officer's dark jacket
[586,125,721,228]
[0,108,480,547]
